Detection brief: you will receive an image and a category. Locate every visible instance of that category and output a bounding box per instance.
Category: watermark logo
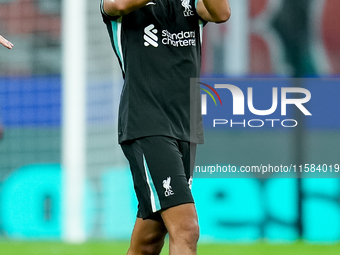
[199,82,223,115]
[200,83,312,128]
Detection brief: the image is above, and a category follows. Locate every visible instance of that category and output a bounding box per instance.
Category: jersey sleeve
[192,0,208,25]
[100,0,120,23]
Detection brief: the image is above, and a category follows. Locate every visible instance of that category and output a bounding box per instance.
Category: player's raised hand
[0,35,13,49]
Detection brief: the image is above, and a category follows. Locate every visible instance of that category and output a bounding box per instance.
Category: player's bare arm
[103,0,153,16]
[197,0,231,23]
[0,35,13,49]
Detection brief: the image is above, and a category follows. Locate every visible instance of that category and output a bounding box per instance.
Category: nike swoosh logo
[146,2,156,6]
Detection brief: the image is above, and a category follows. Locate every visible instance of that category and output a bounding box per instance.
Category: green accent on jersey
[111,17,125,72]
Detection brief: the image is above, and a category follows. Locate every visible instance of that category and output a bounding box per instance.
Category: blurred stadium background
[0,0,340,254]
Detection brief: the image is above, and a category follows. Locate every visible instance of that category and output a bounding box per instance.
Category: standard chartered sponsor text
[162,29,196,47]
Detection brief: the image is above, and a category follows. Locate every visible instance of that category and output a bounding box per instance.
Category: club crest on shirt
[163,176,174,197]
[181,0,194,17]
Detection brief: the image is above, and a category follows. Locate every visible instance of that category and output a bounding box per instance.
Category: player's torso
[110,0,204,143]
[119,0,202,70]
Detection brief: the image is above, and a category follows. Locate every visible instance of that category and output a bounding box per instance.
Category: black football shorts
[121,136,197,220]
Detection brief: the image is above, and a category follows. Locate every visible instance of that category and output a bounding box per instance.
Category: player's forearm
[198,0,231,23]
[103,0,152,16]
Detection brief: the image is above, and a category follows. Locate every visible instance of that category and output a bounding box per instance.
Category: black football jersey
[101,0,204,144]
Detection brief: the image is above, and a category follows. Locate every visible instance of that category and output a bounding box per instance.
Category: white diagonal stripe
[144,34,158,47]
[145,25,158,41]
[143,155,157,212]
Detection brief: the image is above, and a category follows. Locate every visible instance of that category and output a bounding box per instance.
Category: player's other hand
[0,35,14,49]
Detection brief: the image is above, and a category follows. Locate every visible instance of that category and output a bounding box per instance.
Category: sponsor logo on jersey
[181,0,194,17]
[163,176,174,197]
[144,24,158,47]
[162,29,196,47]
[144,24,196,47]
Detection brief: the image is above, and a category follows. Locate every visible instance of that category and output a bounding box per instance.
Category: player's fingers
[5,40,13,49]
[6,42,13,49]
[0,36,13,49]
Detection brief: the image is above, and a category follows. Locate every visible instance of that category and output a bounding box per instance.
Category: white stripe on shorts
[143,155,161,212]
